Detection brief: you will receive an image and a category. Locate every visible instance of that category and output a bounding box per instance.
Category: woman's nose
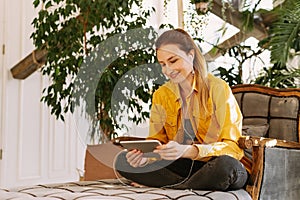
[164,65,173,74]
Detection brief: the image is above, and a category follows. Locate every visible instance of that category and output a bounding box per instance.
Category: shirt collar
[167,72,199,102]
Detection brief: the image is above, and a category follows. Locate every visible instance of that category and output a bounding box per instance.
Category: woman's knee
[209,155,247,189]
[212,155,244,172]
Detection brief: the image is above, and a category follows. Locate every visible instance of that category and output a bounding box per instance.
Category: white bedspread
[0,179,251,200]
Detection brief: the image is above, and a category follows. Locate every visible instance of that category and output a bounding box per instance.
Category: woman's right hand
[126,149,148,168]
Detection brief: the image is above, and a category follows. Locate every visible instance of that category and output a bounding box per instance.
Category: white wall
[0,0,180,188]
[0,0,85,188]
[0,0,5,184]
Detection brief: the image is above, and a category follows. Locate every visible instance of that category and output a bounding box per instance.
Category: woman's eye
[170,59,177,63]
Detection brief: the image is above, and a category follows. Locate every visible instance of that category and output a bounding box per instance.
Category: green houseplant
[254,0,300,88]
[193,0,300,88]
[31,0,166,143]
[32,0,299,143]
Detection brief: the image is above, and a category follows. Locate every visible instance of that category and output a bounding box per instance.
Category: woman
[115,28,248,191]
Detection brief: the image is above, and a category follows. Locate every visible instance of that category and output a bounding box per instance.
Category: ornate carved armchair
[232,84,300,200]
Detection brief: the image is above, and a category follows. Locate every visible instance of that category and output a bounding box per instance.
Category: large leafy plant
[31,0,166,143]
[266,0,300,67]
[253,0,300,88]
[193,0,300,88]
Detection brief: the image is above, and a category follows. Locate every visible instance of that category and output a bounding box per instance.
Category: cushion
[242,124,269,137]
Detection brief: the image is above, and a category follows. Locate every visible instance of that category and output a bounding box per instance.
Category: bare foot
[130,182,146,188]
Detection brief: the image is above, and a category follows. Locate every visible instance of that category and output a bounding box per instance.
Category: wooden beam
[210,0,267,41]
[11,13,85,79]
[200,0,269,60]
[204,31,248,61]
[11,48,47,79]
[177,0,184,28]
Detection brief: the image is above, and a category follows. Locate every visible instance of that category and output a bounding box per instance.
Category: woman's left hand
[153,141,190,160]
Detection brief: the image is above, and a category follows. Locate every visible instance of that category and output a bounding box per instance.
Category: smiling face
[157,44,194,84]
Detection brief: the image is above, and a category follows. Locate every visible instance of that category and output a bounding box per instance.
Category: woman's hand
[153,141,197,160]
[126,149,148,168]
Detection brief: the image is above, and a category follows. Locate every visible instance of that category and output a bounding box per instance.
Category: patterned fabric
[0,179,252,200]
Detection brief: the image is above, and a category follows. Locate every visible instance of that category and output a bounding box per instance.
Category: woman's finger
[126,149,144,167]
[132,154,143,166]
[154,141,189,160]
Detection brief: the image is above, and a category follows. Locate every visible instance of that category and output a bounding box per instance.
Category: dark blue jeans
[115,152,248,191]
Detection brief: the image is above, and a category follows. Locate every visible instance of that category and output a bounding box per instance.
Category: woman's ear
[189,49,195,60]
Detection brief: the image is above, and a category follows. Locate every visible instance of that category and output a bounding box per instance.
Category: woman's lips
[169,72,179,79]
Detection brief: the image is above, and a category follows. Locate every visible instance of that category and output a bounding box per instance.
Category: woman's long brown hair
[155,28,210,114]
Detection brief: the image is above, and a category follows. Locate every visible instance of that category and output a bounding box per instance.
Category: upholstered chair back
[232,84,300,142]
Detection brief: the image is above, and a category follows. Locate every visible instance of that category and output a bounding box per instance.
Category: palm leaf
[268,0,300,67]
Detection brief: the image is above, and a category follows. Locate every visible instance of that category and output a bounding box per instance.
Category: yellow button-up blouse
[147,73,244,162]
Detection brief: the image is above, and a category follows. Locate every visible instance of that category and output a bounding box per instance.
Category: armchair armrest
[239,136,300,149]
[238,136,300,200]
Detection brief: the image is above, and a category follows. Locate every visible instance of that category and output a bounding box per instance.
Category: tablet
[120,140,162,153]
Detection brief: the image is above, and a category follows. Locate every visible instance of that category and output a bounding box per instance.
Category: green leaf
[267,0,300,67]
[33,0,40,8]
[45,1,52,9]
